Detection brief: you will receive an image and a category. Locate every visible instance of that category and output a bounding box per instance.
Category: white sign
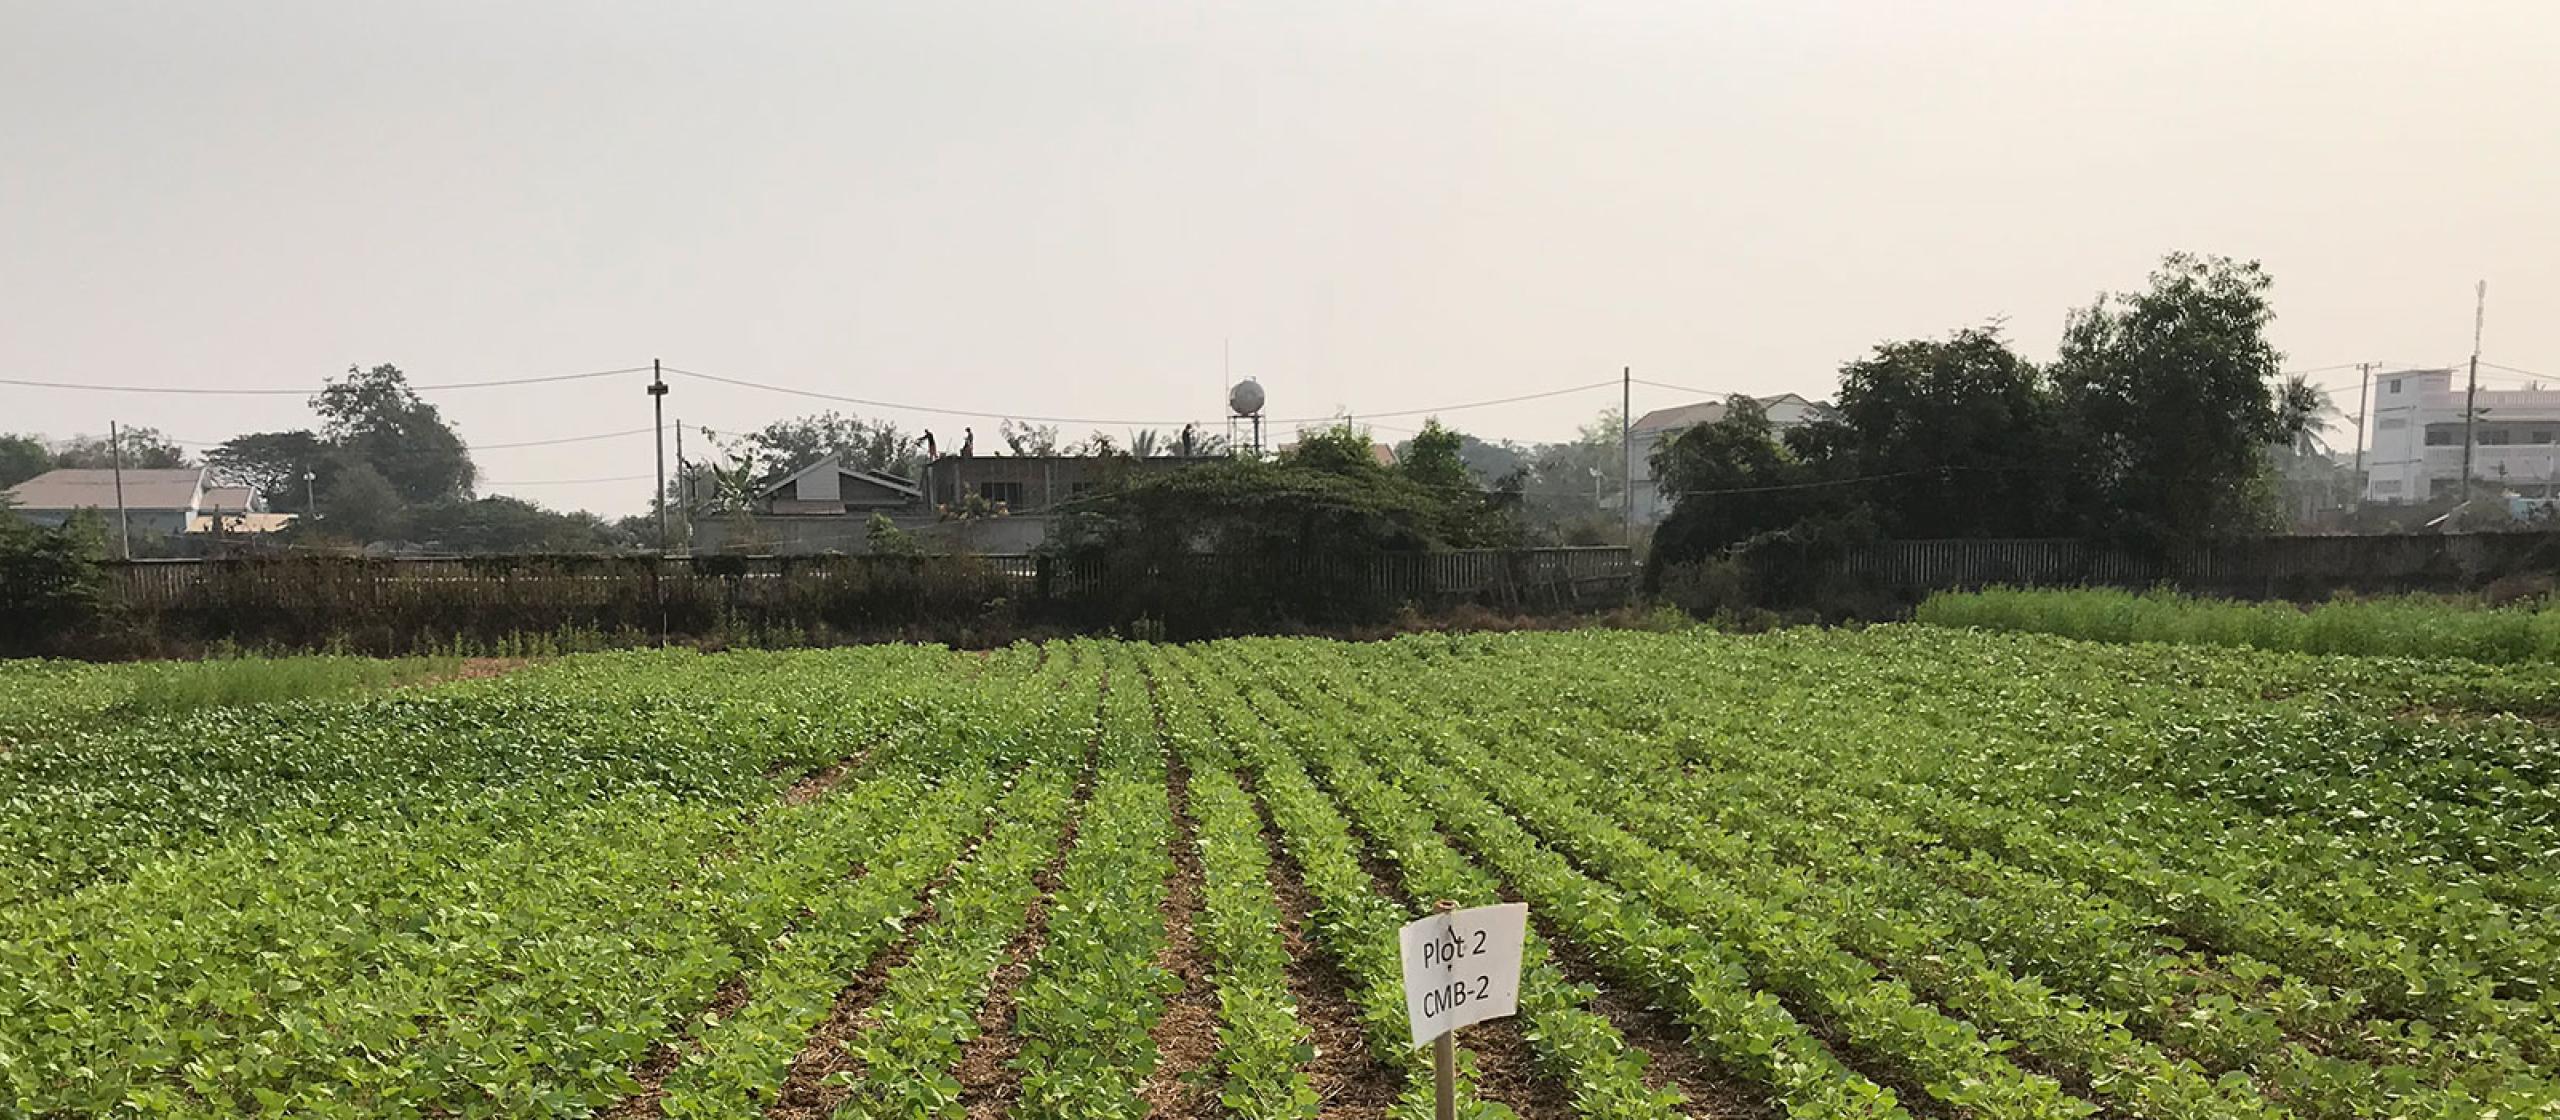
[1399,902,1528,1046]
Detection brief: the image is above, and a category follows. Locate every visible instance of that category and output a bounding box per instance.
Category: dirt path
[599,975,752,1120]
[1529,911,1776,1119]
[955,680,1108,1119]
[1138,756,1221,1117]
[1247,781,1400,1120]
[766,813,1001,1120]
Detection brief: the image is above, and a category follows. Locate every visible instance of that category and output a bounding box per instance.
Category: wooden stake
[1434,899,1456,1120]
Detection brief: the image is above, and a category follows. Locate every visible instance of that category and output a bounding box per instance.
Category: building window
[2431,477,2461,498]
[2424,427,2457,446]
[2388,379,2403,394]
[2377,417,2406,430]
[2533,429,2556,445]
[2373,479,2402,494]
[978,481,1024,507]
[2480,429,2515,446]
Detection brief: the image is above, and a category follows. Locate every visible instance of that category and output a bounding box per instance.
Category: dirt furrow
[601,975,754,1120]
[1139,755,1222,1118]
[956,680,1108,1118]
[604,745,886,1119]
[1525,910,1775,1120]
[766,816,997,1120]
[1245,777,1400,1120]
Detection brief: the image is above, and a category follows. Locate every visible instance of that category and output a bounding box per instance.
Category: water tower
[1228,378,1266,457]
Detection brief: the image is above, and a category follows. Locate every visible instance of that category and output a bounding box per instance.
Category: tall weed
[1916,586,2560,664]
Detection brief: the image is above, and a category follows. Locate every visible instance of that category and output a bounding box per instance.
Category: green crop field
[3,628,2556,1119]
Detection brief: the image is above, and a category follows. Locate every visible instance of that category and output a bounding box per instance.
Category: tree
[1647,396,1851,560]
[2273,374,2339,456]
[52,428,189,470]
[405,496,625,553]
[0,435,49,488]
[1281,424,1383,477]
[2052,254,2286,544]
[207,430,329,513]
[311,364,476,502]
[1497,410,1621,544]
[0,510,109,654]
[866,512,924,557]
[1074,431,1122,457]
[999,420,1062,457]
[1397,419,1475,491]
[732,411,920,484]
[1821,327,2075,538]
[315,458,406,544]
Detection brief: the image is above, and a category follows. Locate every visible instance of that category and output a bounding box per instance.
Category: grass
[1916,585,2560,664]
[109,654,464,717]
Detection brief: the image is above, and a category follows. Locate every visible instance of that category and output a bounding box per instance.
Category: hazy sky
[5,1,2554,516]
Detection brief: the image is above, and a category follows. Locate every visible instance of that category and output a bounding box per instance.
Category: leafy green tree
[999,420,1062,457]
[206,430,329,513]
[1498,409,1622,544]
[314,458,406,544]
[0,510,110,654]
[0,435,49,488]
[731,411,920,484]
[2052,253,2286,544]
[1397,419,1475,491]
[1647,396,1851,563]
[1281,424,1384,477]
[405,496,625,553]
[52,428,189,470]
[311,364,476,502]
[1821,327,2076,538]
[866,512,924,557]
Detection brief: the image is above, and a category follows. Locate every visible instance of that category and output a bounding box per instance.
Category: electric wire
[0,366,652,396]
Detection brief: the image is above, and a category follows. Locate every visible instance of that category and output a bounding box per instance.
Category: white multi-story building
[2363,368,2560,503]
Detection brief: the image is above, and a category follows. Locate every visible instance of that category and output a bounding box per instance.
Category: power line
[476,427,656,451]
[482,473,654,487]
[161,425,656,451]
[0,365,653,396]
[664,365,1618,427]
[662,366,1199,426]
[1278,380,1618,423]
[1628,377,1740,399]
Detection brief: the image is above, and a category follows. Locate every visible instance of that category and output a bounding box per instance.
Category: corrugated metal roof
[4,468,205,512]
[200,485,258,511]
[1630,393,1831,436]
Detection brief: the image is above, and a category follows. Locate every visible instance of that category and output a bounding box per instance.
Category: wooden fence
[72,547,1634,652]
[1813,533,2560,600]
[103,548,1631,608]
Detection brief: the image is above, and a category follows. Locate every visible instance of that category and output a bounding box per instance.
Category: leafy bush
[0,510,110,655]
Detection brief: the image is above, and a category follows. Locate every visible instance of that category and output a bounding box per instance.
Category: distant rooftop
[1630,392,1832,435]
[4,468,205,511]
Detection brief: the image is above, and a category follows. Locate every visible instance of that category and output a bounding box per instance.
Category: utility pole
[1620,366,1633,546]
[2461,282,2485,502]
[108,420,131,559]
[673,417,688,556]
[2350,362,2371,509]
[648,359,670,552]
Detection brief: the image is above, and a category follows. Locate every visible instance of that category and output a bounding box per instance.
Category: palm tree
[2273,374,2340,457]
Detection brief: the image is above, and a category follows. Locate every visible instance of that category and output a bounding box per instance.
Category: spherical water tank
[1228,378,1266,417]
